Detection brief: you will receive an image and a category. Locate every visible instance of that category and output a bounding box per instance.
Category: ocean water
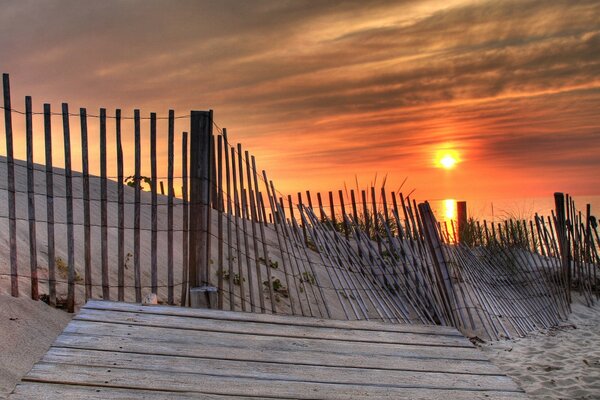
[429,194,600,224]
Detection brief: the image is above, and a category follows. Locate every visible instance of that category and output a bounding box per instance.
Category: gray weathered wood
[116,109,125,302]
[80,108,92,300]
[25,96,38,300]
[62,103,75,312]
[168,110,175,304]
[100,108,109,300]
[189,111,213,288]
[150,113,158,294]
[43,104,56,304]
[10,300,525,399]
[2,73,18,297]
[181,132,189,306]
[133,110,142,302]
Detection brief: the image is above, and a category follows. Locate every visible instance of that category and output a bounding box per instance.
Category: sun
[435,149,460,170]
[440,154,457,169]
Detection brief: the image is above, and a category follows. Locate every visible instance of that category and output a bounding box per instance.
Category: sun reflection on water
[443,199,456,221]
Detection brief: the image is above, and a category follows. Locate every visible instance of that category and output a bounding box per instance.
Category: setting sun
[440,154,457,169]
[435,149,460,170]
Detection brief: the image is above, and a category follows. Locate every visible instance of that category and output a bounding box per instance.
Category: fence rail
[1,73,599,341]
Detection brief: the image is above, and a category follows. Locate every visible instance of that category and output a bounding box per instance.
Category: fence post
[554,192,571,304]
[189,110,213,306]
[456,201,467,244]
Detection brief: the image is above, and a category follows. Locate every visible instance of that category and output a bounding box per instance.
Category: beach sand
[0,295,72,399]
[480,298,600,399]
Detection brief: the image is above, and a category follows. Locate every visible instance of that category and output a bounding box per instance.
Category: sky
[1,0,599,203]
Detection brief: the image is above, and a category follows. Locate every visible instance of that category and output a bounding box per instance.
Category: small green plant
[55,257,83,283]
[124,175,153,191]
[306,238,319,253]
[263,278,289,297]
[259,257,279,269]
[220,270,244,286]
[300,271,316,285]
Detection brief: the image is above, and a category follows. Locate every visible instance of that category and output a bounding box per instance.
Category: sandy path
[0,295,72,398]
[480,298,600,399]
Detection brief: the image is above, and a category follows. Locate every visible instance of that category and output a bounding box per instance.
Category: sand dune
[0,295,71,398]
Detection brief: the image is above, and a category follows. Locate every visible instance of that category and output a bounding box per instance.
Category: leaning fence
[1,73,598,341]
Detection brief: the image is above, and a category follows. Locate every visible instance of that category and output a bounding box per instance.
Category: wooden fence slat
[80,108,92,300]
[217,135,224,309]
[62,103,75,312]
[222,130,235,310]
[133,110,142,302]
[317,192,325,222]
[100,108,109,300]
[168,110,175,304]
[150,113,158,294]
[43,104,56,304]
[181,132,189,306]
[230,146,246,311]
[328,191,336,226]
[3,73,18,297]
[338,190,349,239]
[245,151,266,313]
[25,96,38,300]
[116,109,125,302]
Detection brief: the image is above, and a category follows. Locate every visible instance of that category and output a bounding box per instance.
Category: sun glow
[435,149,460,170]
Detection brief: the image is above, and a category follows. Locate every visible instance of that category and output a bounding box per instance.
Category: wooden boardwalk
[10,300,526,399]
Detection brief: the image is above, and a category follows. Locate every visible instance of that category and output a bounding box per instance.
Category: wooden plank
[61,320,489,364]
[25,96,38,300]
[43,104,56,304]
[62,103,75,312]
[41,347,520,392]
[168,110,175,304]
[22,362,525,399]
[2,73,18,297]
[133,110,142,302]
[10,382,254,400]
[116,109,125,302]
[74,308,472,347]
[84,300,463,336]
[150,112,158,294]
[100,108,109,300]
[80,108,92,300]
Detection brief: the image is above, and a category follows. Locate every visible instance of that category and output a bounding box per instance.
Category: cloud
[1,0,599,198]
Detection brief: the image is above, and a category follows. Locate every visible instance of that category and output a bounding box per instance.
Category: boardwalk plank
[83,300,463,336]
[41,347,520,392]
[75,308,472,347]
[24,363,526,400]
[10,300,526,399]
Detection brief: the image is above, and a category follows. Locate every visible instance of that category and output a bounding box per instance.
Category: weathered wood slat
[54,334,496,376]
[25,96,38,300]
[11,383,256,400]
[11,301,525,399]
[22,362,526,400]
[83,300,462,336]
[75,307,472,347]
[41,347,520,392]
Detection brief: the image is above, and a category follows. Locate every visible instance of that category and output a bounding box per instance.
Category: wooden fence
[1,73,599,341]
